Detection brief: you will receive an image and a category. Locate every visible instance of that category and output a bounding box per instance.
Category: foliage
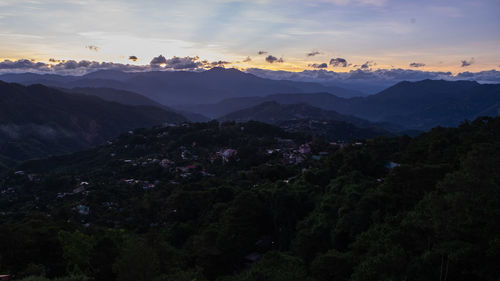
[1,118,500,280]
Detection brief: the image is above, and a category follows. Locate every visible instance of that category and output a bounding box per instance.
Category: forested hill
[0,81,186,170]
[0,117,499,281]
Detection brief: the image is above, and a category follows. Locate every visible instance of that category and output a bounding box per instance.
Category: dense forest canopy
[0,117,499,281]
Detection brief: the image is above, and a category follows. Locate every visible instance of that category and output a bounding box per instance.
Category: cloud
[85,45,99,52]
[360,61,376,69]
[128,56,138,62]
[309,63,328,68]
[461,58,474,67]
[307,51,320,57]
[0,56,212,74]
[329,57,348,67]
[0,59,150,74]
[150,55,168,66]
[265,55,284,63]
[243,56,252,62]
[245,67,500,85]
[210,60,231,67]
[258,51,267,55]
[409,62,425,68]
[164,56,203,70]
[0,59,50,71]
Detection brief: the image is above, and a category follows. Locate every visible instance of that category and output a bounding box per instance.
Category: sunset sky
[0,0,499,73]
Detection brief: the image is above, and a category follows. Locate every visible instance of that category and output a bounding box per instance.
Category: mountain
[68,87,165,107]
[65,87,210,122]
[0,81,187,170]
[218,101,392,140]
[219,101,367,126]
[186,80,500,130]
[178,92,345,118]
[342,80,500,129]
[0,68,362,104]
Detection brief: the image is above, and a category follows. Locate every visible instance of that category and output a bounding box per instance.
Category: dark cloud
[360,61,376,69]
[409,62,426,68]
[243,56,252,62]
[0,59,150,74]
[0,59,49,71]
[210,60,231,67]
[309,63,328,68]
[307,51,320,57]
[329,58,348,67]
[85,45,99,52]
[164,56,203,70]
[128,56,138,62]
[258,51,267,55]
[150,55,168,66]
[265,55,284,63]
[461,58,474,67]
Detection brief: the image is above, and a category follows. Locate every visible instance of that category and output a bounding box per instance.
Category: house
[299,143,311,154]
[219,148,237,163]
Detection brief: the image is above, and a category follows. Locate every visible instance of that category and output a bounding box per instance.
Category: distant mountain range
[2,70,499,171]
[0,68,363,104]
[0,81,186,169]
[65,87,210,122]
[184,80,500,130]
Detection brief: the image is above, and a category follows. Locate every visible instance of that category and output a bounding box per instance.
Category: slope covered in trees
[0,81,186,170]
[0,118,499,281]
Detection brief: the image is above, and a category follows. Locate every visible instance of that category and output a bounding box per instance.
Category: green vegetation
[0,117,499,280]
[0,81,186,170]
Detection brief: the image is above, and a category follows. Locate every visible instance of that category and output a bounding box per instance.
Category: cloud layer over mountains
[246,68,500,84]
[1,58,499,94]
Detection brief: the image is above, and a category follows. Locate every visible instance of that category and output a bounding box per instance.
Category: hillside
[0,68,362,104]
[66,87,210,122]
[218,101,368,126]
[0,81,186,170]
[186,80,500,130]
[0,118,499,281]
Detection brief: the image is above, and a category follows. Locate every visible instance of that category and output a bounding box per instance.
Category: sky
[0,0,499,74]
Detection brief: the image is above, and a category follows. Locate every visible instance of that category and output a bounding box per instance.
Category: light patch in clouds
[318,0,388,6]
[429,6,463,18]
